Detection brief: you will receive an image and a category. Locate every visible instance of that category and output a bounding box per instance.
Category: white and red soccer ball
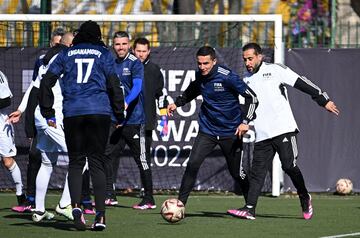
[160,198,185,223]
[336,178,353,195]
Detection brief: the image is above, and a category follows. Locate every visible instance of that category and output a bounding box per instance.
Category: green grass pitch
[0,192,359,238]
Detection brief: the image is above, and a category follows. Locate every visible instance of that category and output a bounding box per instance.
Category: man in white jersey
[0,70,26,209]
[8,28,66,212]
[30,32,75,222]
[228,43,339,220]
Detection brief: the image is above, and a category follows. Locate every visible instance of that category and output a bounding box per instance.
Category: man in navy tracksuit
[167,46,258,207]
[39,21,125,231]
[104,31,156,209]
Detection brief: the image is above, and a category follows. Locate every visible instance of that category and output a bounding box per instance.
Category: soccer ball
[336,178,353,195]
[160,198,185,223]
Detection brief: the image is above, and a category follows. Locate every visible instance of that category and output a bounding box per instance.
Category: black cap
[79,20,101,40]
[72,20,104,46]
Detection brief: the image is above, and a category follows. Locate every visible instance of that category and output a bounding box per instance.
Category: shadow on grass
[256,213,301,219]
[4,213,33,220]
[4,213,76,231]
[10,220,76,231]
[158,221,184,226]
[105,204,132,209]
[3,212,87,231]
[184,211,301,220]
[186,211,228,218]
[0,207,12,211]
[155,211,227,225]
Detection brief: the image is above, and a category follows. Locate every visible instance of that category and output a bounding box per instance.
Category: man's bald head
[60,32,74,47]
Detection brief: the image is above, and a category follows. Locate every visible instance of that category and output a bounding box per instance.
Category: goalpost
[0,14,284,196]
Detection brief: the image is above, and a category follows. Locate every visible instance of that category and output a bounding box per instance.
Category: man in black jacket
[132,37,169,203]
[133,37,168,157]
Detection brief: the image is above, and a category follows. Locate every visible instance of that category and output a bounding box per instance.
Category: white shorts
[36,125,68,153]
[0,115,16,158]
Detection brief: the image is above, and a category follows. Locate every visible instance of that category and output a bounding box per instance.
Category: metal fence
[0,20,278,48]
[0,19,359,48]
[287,21,360,48]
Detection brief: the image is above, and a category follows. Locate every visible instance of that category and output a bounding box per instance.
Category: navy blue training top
[113,53,145,125]
[175,64,257,136]
[47,43,118,117]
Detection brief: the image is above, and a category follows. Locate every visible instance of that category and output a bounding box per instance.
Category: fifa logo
[123,67,131,76]
[213,82,224,91]
[263,72,271,78]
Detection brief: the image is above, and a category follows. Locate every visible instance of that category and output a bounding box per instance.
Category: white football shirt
[0,70,16,157]
[33,54,64,129]
[0,70,12,120]
[0,70,12,100]
[243,62,299,142]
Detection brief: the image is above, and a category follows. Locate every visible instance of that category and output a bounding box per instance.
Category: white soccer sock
[59,173,71,208]
[8,161,23,196]
[35,153,54,212]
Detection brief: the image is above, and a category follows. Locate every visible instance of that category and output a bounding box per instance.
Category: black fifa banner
[284,49,359,193]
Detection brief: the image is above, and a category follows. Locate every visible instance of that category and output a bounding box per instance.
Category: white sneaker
[32,210,55,222]
[56,204,74,220]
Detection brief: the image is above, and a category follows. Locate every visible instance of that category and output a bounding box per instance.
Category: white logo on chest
[123,67,131,76]
[213,82,224,91]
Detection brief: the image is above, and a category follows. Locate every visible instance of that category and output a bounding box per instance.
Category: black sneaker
[72,208,86,231]
[91,212,106,231]
[105,193,118,206]
[12,194,32,213]
[227,206,256,220]
[82,201,95,215]
[132,198,156,210]
[299,193,313,220]
[27,195,36,209]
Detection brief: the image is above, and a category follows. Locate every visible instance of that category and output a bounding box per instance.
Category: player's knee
[3,157,15,169]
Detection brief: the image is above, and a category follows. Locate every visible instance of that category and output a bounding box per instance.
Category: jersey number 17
[75,58,95,83]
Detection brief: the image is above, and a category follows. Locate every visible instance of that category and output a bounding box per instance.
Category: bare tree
[351,0,360,17]
[229,0,241,13]
[173,0,196,45]
[228,0,242,47]
[150,0,171,45]
[198,0,225,46]
[20,0,29,13]
[150,0,244,47]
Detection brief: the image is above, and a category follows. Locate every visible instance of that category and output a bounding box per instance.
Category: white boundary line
[320,232,360,238]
